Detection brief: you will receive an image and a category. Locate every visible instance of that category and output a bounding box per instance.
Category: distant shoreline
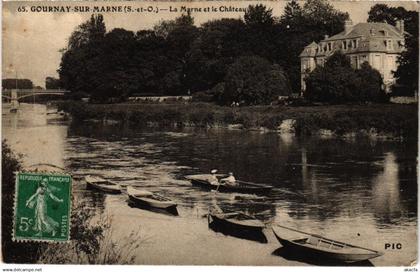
[57,101,418,140]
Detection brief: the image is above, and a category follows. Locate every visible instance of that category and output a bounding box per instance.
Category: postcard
[2,0,418,268]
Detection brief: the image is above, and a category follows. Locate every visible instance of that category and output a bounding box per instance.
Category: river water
[2,103,417,266]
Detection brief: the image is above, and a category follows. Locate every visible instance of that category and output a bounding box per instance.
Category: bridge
[2,89,69,110]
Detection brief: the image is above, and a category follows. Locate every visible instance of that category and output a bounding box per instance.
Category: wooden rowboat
[127,186,177,210]
[272,225,383,263]
[208,209,267,243]
[185,174,273,194]
[85,175,122,194]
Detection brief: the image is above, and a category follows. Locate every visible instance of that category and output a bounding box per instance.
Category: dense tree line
[45,77,61,89]
[58,0,350,104]
[58,1,417,104]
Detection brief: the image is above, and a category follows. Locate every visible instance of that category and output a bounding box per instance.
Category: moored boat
[85,175,122,194]
[127,186,177,210]
[272,225,383,263]
[185,174,273,194]
[208,209,267,243]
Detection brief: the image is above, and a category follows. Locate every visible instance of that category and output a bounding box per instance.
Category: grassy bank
[2,141,43,263]
[39,200,141,264]
[57,101,418,138]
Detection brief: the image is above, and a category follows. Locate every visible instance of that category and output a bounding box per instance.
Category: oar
[212,182,221,193]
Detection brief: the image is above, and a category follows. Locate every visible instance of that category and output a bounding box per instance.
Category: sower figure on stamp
[26,178,63,236]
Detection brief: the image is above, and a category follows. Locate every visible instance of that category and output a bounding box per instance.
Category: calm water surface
[2,104,417,265]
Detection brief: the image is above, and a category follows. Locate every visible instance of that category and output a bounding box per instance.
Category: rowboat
[272,225,383,263]
[85,175,122,194]
[127,186,177,210]
[208,209,267,243]
[185,174,273,194]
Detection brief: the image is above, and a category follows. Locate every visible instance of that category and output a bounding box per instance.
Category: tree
[355,62,385,102]
[277,0,349,92]
[184,18,249,93]
[393,29,419,96]
[368,4,419,96]
[244,4,274,27]
[151,13,199,95]
[280,0,303,28]
[93,28,137,101]
[325,51,351,68]
[67,14,106,50]
[305,52,385,103]
[58,14,106,97]
[302,0,349,35]
[243,4,278,67]
[2,79,33,89]
[221,56,291,105]
[368,4,406,25]
[45,77,61,89]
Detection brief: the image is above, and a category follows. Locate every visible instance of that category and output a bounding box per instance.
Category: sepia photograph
[1,0,418,268]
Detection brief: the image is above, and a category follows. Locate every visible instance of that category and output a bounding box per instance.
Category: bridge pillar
[10,89,19,110]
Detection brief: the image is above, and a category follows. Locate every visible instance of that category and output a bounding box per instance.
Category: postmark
[13,172,72,242]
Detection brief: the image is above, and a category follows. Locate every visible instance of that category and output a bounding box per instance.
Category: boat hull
[273,230,381,263]
[208,213,267,243]
[128,195,177,210]
[86,181,121,194]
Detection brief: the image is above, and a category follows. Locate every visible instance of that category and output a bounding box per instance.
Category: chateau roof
[300,22,405,57]
[325,22,404,41]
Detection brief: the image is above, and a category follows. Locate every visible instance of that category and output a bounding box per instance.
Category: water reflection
[63,121,418,226]
[372,152,403,226]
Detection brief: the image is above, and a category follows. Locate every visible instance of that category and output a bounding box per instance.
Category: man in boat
[209,169,219,185]
[220,172,236,186]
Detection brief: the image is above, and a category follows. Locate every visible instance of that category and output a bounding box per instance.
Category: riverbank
[57,101,418,139]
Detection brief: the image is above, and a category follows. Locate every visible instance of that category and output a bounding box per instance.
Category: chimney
[397,20,405,33]
[344,20,353,33]
[324,34,329,40]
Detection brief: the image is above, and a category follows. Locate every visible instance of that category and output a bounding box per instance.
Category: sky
[2,0,419,88]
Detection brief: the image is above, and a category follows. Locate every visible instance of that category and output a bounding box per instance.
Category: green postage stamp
[13,172,72,242]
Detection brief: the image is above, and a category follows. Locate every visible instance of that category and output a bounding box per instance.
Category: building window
[387,40,393,50]
[352,40,357,48]
[328,43,332,51]
[361,55,368,63]
[351,56,358,69]
[343,41,347,50]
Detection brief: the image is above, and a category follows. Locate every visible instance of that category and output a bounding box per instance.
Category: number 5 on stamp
[13,172,72,242]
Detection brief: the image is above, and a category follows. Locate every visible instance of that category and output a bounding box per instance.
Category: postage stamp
[13,172,72,242]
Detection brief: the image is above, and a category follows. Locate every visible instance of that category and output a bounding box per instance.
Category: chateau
[300,20,405,92]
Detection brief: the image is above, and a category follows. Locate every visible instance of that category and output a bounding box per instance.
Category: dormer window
[379,30,387,36]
